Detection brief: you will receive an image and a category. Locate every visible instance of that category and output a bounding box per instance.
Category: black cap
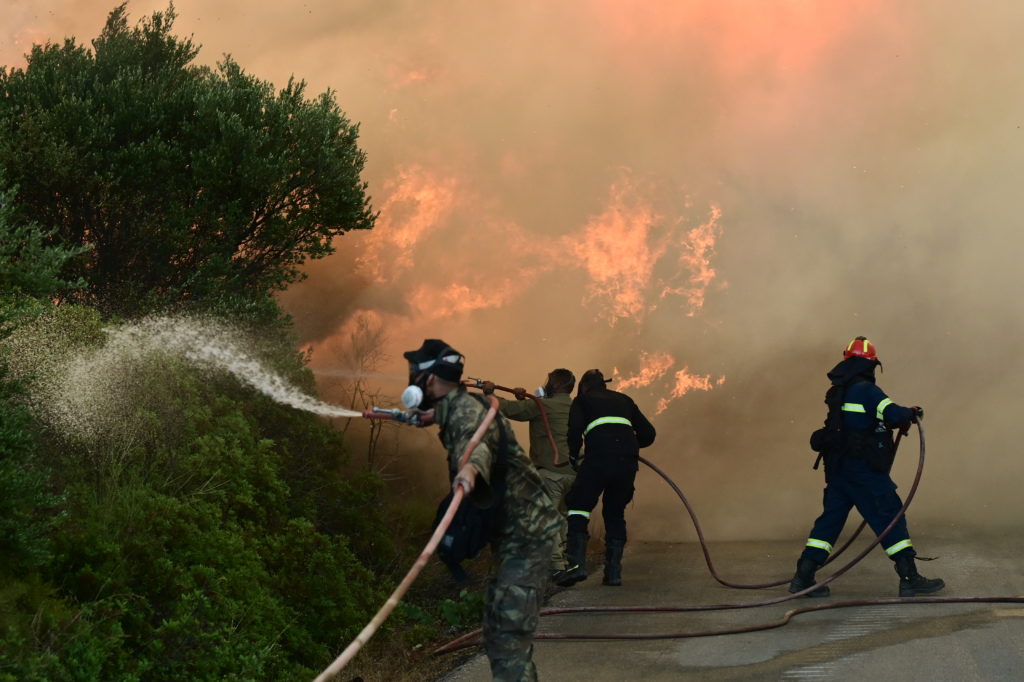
[403,339,464,382]
[579,369,612,392]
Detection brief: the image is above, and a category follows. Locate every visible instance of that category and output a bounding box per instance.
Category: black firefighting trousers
[565,452,638,542]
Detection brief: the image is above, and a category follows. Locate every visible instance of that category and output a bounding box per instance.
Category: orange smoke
[355,164,459,282]
[590,1,884,75]
[410,281,521,319]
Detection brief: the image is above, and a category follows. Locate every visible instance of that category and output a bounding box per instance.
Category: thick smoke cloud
[5,1,1024,540]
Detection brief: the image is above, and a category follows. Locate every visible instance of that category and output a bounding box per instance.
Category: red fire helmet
[843,336,877,361]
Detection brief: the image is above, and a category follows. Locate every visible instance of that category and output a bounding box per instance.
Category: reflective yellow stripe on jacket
[875,398,893,421]
[583,416,632,436]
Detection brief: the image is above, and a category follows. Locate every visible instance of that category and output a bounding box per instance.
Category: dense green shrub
[0,306,398,680]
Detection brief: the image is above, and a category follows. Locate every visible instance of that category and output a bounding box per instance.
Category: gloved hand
[910,406,924,423]
[569,453,581,472]
[480,381,496,395]
[512,387,527,400]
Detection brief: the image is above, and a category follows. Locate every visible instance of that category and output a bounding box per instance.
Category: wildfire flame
[613,351,675,390]
[568,179,664,326]
[660,205,724,316]
[656,369,726,415]
[338,164,727,413]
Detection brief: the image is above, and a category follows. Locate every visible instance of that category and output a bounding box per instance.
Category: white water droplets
[4,313,362,442]
[104,317,364,419]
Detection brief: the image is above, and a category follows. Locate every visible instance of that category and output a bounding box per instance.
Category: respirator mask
[402,372,429,409]
[400,340,465,410]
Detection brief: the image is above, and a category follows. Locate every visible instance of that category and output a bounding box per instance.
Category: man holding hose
[403,339,559,681]
[792,336,945,598]
[481,369,577,581]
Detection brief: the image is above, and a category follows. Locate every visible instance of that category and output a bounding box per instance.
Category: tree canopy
[0,3,376,316]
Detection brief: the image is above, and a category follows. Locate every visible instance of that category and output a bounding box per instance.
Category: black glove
[569,453,581,472]
[910,406,924,423]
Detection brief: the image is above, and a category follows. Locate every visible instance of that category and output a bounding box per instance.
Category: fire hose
[312,395,499,682]
[432,417,1024,654]
[650,430,905,592]
[463,377,565,466]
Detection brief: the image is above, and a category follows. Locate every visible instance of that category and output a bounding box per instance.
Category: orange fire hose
[463,380,566,466]
[313,395,499,682]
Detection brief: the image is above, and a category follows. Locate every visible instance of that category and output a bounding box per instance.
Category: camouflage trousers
[484,522,558,681]
[537,467,576,570]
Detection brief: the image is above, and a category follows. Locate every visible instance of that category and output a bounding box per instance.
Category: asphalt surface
[437,533,1024,681]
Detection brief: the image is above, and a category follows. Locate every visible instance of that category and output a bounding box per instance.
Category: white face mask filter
[401,384,424,409]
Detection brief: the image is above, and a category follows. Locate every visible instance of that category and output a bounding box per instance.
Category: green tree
[0,176,90,336]
[0,178,88,299]
[0,3,375,316]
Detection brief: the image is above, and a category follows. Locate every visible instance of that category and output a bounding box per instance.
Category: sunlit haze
[6,1,1024,541]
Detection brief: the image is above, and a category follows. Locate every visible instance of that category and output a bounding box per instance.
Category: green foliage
[0,3,376,316]
[0,378,63,575]
[437,589,487,628]
[0,306,399,680]
[0,177,89,300]
[0,177,90,337]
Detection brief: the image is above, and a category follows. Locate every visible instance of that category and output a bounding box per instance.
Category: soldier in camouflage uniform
[403,339,560,681]
[482,370,576,579]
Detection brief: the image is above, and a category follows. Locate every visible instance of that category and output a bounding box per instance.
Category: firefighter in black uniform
[558,369,656,587]
[791,336,945,598]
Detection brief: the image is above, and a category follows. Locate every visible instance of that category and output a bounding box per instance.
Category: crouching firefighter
[558,369,656,588]
[402,339,560,681]
[790,336,945,599]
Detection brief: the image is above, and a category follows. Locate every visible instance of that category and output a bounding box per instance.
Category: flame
[355,164,459,282]
[568,178,665,325]
[660,205,724,316]
[656,369,726,415]
[614,351,675,390]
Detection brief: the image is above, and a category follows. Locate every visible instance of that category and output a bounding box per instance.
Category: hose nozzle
[363,407,434,426]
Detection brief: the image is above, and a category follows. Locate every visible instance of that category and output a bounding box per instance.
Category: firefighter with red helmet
[790,336,945,598]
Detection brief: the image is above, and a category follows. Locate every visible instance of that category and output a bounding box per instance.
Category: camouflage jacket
[497,392,572,470]
[434,387,559,539]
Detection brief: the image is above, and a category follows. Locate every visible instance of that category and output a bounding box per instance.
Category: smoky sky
[5,1,1024,540]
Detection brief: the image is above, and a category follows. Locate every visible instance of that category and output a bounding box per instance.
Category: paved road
[438,533,1024,681]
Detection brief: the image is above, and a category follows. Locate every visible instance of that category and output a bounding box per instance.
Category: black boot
[788,557,830,597]
[556,532,589,587]
[894,554,945,597]
[603,538,625,586]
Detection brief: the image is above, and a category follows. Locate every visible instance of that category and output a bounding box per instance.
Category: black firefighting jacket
[567,387,656,461]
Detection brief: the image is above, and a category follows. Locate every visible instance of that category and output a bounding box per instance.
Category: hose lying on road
[433,420,1024,654]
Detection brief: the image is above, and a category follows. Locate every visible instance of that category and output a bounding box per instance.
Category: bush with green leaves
[0,306,398,680]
